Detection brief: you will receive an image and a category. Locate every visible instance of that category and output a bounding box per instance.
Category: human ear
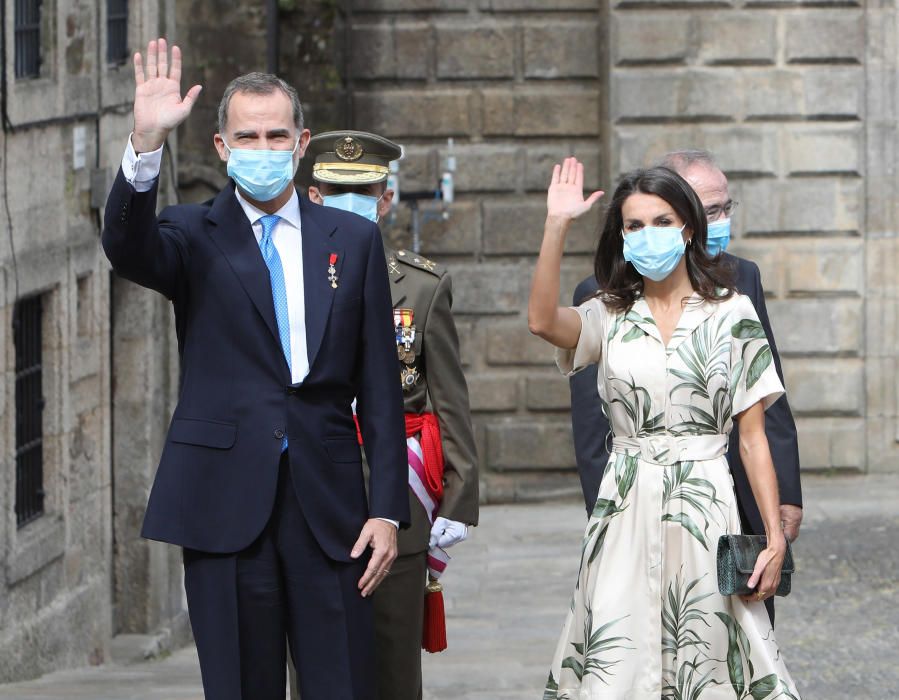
[213,133,228,162]
[378,189,395,219]
[308,186,324,205]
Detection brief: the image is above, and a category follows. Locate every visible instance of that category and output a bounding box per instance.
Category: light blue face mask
[705,218,731,256]
[223,137,300,202]
[622,225,687,282]
[322,192,381,223]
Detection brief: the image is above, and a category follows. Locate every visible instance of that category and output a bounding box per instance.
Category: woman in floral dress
[528,159,801,699]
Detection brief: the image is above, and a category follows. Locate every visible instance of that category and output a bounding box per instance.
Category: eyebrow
[232,128,293,138]
[624,210,677,224]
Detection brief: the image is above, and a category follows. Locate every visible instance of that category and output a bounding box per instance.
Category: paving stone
[3,475,897,700]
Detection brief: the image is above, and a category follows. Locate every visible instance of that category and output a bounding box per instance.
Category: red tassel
[422,578,447,653]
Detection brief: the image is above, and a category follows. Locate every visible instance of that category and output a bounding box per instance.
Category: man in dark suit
[569,150,802,622]
[102,39,408,700]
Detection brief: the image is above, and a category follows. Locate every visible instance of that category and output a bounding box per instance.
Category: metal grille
[14,0,42,79]
[14,295,45,527]
[107,0,128,66]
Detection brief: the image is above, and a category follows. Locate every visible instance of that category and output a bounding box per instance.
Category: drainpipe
[267,0,280,75]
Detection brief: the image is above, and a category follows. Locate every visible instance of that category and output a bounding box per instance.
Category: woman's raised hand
[132,38,203,153]
[547,157,604,221]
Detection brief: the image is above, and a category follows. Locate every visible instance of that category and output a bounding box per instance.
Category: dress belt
[611,434,728,466]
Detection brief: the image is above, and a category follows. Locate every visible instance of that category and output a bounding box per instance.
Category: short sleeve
[555,297,607,376]
[729,294,785,415]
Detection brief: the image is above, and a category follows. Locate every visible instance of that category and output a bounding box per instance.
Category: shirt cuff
[375,518,399,529]
[122,134,164,192]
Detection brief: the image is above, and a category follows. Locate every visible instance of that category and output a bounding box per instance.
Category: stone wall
[349,0,899,485]
[175,0,348,203]
[0,0,186,682]
[607,0,899,474]
[348,0,605,500]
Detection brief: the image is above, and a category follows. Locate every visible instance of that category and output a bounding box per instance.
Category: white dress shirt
[233,190,310,384]
[120,137,397,528]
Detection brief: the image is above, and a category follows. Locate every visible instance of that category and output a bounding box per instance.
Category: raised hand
[132,38,202,153]
[547,156,604,221]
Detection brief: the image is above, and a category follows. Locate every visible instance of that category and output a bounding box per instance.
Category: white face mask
[622,225,687,282]
[321,192,383,223]
[222,137,300,202]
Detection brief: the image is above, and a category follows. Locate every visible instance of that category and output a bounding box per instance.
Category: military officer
[295,130,480,700]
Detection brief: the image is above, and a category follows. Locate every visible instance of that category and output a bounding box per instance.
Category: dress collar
[627,292,717,351]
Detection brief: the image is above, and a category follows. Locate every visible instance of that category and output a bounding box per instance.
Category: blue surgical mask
[706,218,731,256]
[223,137,300,202]
[622,225,687,282]
[322,192,381,223]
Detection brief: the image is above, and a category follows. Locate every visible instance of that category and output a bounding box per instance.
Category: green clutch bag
[716,534,794,597]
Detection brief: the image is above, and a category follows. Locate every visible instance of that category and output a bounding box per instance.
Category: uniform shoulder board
[395,249,443,277]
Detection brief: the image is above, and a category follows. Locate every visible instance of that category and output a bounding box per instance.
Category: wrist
[131,130,168,154]
[545,214,573,236]
[765,528,786,548]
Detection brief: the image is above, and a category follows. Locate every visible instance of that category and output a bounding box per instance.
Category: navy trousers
[183,454,376,700]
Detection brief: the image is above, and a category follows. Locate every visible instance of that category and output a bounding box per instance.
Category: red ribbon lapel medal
[328,253,339,289]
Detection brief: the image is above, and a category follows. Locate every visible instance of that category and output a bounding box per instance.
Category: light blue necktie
[258,214,290,450]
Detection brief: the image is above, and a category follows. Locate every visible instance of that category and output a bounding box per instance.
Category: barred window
[107,0,128,66]
[14,0,42,79]
[14,295,45,527]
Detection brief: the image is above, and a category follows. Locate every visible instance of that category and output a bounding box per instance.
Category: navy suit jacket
[102,170,410,561]
[568,254,802,537]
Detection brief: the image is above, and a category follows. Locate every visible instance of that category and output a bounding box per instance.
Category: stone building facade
[2,0,899,684]
[0,0,186,682]
[339,0,899,493]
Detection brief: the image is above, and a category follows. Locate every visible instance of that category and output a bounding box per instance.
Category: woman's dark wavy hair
[593,166,735,313]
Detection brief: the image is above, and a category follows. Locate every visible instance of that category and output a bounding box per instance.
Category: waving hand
[547,157,604,221]
[132,38,202,153]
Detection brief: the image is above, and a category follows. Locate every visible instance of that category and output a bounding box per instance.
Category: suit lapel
[205,184,282,353]
[300,196,340,371]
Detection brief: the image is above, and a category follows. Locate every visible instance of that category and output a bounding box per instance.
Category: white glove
[429,517,468,549]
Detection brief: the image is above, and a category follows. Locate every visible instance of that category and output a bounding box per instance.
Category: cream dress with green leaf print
[544,292,801,700]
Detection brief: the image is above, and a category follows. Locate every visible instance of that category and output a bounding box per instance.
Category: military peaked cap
[308,130,403,185]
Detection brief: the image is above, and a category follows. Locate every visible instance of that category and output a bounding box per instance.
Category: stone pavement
[0,473,896,700]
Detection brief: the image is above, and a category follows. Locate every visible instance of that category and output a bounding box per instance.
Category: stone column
[862,1,899,471]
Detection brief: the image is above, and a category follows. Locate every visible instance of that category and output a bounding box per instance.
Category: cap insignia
[335,136,364,162]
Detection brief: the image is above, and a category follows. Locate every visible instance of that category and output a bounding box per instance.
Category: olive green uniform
[374,247,480,700]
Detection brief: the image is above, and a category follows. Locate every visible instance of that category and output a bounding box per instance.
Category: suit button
[274,429,285,440]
